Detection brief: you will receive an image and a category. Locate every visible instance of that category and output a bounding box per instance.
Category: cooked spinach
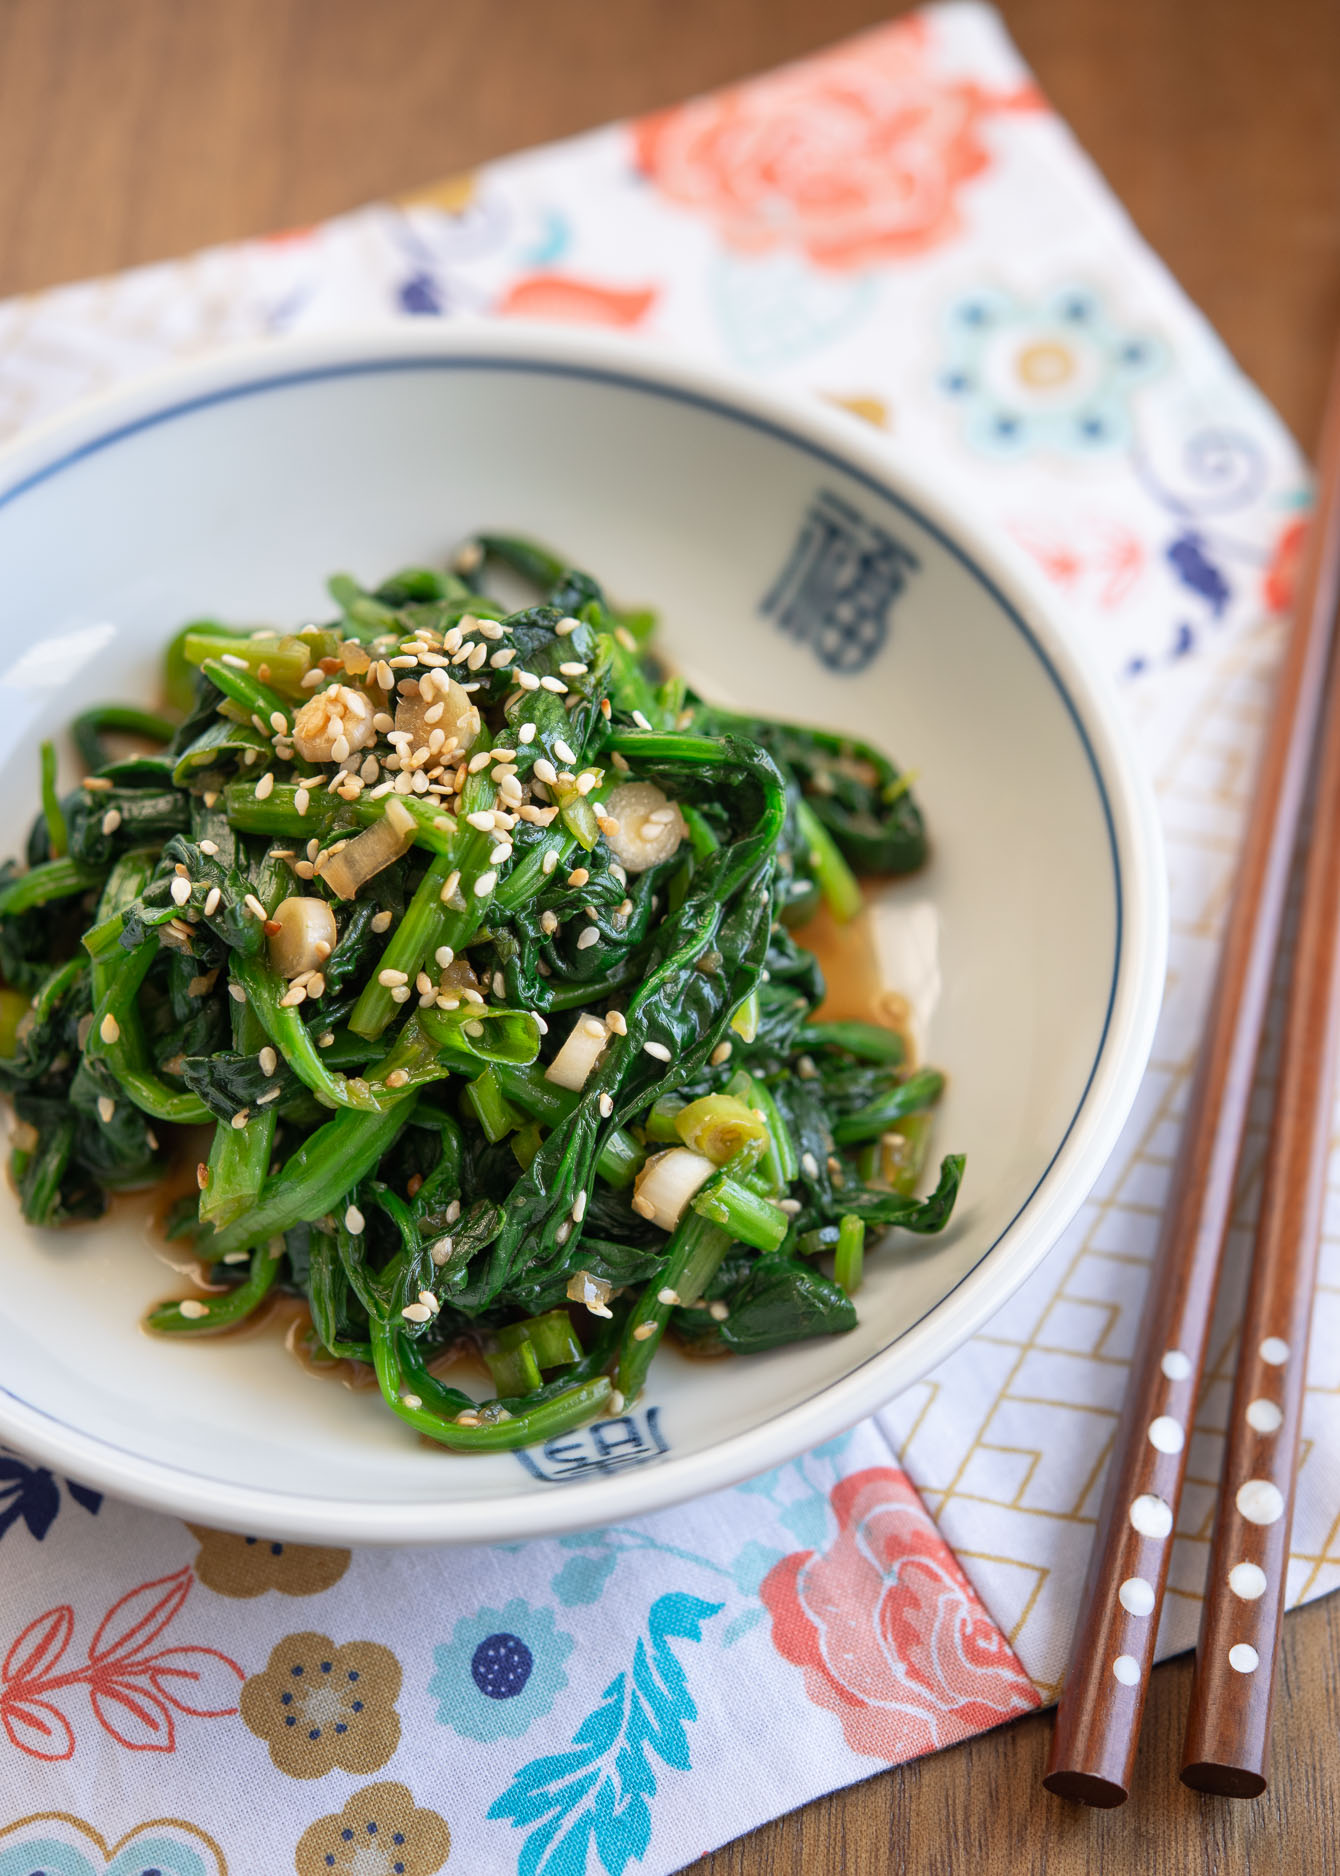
[0,538,962,1451]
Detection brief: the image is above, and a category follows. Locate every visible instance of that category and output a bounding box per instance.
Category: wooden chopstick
[1043,350,1340,1808]
[1179,489,1340,1796]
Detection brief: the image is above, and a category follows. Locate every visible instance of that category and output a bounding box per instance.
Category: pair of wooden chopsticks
[1043,353,1340,1808]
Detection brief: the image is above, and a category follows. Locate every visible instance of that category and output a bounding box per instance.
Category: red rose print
[496,274,658,327]
[633,17,1040,271]
[1263,515,1307,616]
[0,1566,242,1760]
[1009,516,1145,610]
[761,1467,1038,1760]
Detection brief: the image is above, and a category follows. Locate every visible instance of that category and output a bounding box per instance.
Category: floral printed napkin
[1,6,1333,1873]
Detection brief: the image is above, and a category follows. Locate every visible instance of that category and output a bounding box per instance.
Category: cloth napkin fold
[0,6,1331,1872]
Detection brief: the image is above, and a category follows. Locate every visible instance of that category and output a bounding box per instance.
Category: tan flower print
[187,1524,351,1599]
[241,1630,401,1779]
[295,1782,451,1876]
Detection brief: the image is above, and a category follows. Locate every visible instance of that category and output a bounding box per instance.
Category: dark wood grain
[0,1,1335,1867]
[1045,344,1340,1806]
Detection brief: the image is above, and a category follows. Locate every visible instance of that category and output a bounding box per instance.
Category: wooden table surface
[1,2,1337,1870]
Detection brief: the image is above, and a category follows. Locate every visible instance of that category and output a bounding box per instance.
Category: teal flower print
[939,284,1164,456]
[428,1599,573,1741]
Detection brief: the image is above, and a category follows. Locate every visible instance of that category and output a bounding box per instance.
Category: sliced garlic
[545,1014,609,1091]
[267,896,338,978]
[292,684,376,763]
[632,1147,716,1232]
[602,782,687,873]
[395,672,480,760]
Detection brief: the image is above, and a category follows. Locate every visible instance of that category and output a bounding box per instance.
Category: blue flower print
[428,1599,573,1741]
[939,285,1164,457]
[0,1446,101,1543]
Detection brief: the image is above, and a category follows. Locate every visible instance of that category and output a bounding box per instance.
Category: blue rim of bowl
[0,352,1122,1500]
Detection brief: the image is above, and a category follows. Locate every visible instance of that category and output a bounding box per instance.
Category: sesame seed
[559,662,588,677]
[553,739,577,765]
[577,926,599,950]
[279,984,306,1007]
[230,1110,250,1130]
[779,1198,802,1215]
[519,722,537,745]
[540,909,559,934]
[633,710,653,731]
[474,870,497,896]
[572,1189,588,1223]
[220,652,248,669]
[801,1151,820,1179]
[178,1298,211,1319]
[228,982,247,1003]
[390,985,412,1004]
[709,1300,730,1322]
[710,1041,733,1067]
[606,1010,628,1036]
[417,1289,440,1314]
[378,968,409,987]
[566,866,590,887]
[440,870,461,903]
[658,1287,681,1307]
[643,1040,671,1062]
[401,1394,423,1410]
[83,776,113,791]
[169,875,191,906]
[576,772,598,796]
[257,1085,282,1105]
[599,1093,614,1118]
[401,1303,432,1322]
[633,1321,657,1341]
[259,1046,278,1076]
[99,1012,121,1044]
[254,771,275,800]
[533,758,558,787]
[455,1410,482,1427]
[100,808,122,836]
[516,670,541,691]
[466,809,495,831]
[371,910,393,933]
[430,1236,454,1265]
[244,893,267,920]
[96,1094,116,1124]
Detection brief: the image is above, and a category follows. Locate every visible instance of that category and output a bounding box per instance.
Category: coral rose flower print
[633,17,1039,270]
[761,1468,1039,1760]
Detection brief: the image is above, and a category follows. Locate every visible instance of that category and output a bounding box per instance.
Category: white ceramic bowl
[0,325,1165,1543]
